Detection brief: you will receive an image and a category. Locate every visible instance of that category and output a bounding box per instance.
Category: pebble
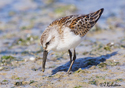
[0,67,4,71]
[29,57,36,61]
[24,58,29,62]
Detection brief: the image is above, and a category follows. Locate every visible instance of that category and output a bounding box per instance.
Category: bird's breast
[53,27,82,52]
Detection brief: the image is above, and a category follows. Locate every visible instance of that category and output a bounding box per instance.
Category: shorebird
[40,8,104,73]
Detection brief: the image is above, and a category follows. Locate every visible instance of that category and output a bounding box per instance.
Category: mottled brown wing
[48,15,79,34]
[49,15,78,27]
[69,8,104,37]
[49,8,104,36]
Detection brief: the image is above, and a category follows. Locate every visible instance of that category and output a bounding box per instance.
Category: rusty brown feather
[48,8,104,37]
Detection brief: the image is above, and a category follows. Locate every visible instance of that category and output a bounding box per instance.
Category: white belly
[53,27,82,52]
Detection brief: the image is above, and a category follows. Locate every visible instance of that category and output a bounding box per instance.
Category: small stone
[0,67,4,71]
[22,81,28,85]
[107,42,114,47]
[24,58,28,62]
[30,57,36,61]
[30,37,33,41]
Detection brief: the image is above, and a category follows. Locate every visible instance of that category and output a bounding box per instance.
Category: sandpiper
[40,8,104,73]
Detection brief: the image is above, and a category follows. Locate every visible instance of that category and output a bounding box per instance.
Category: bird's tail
[89,8,104,23]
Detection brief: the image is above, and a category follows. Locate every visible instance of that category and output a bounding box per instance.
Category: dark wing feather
[48,8,104,36]
[69,8,104,36]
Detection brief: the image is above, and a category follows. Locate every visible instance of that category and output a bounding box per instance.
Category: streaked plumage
[40,8,104,73]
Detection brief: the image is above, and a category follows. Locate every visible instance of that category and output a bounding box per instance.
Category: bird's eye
[46,41,50,45]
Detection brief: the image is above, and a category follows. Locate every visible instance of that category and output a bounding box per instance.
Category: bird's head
[40,27,59,52]
[40,26,59,72]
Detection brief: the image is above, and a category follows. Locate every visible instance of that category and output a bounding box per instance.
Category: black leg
[67,49,76,73]
[68,49,72,63]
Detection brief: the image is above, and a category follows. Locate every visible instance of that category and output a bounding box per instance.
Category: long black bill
[42,50,48,72]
